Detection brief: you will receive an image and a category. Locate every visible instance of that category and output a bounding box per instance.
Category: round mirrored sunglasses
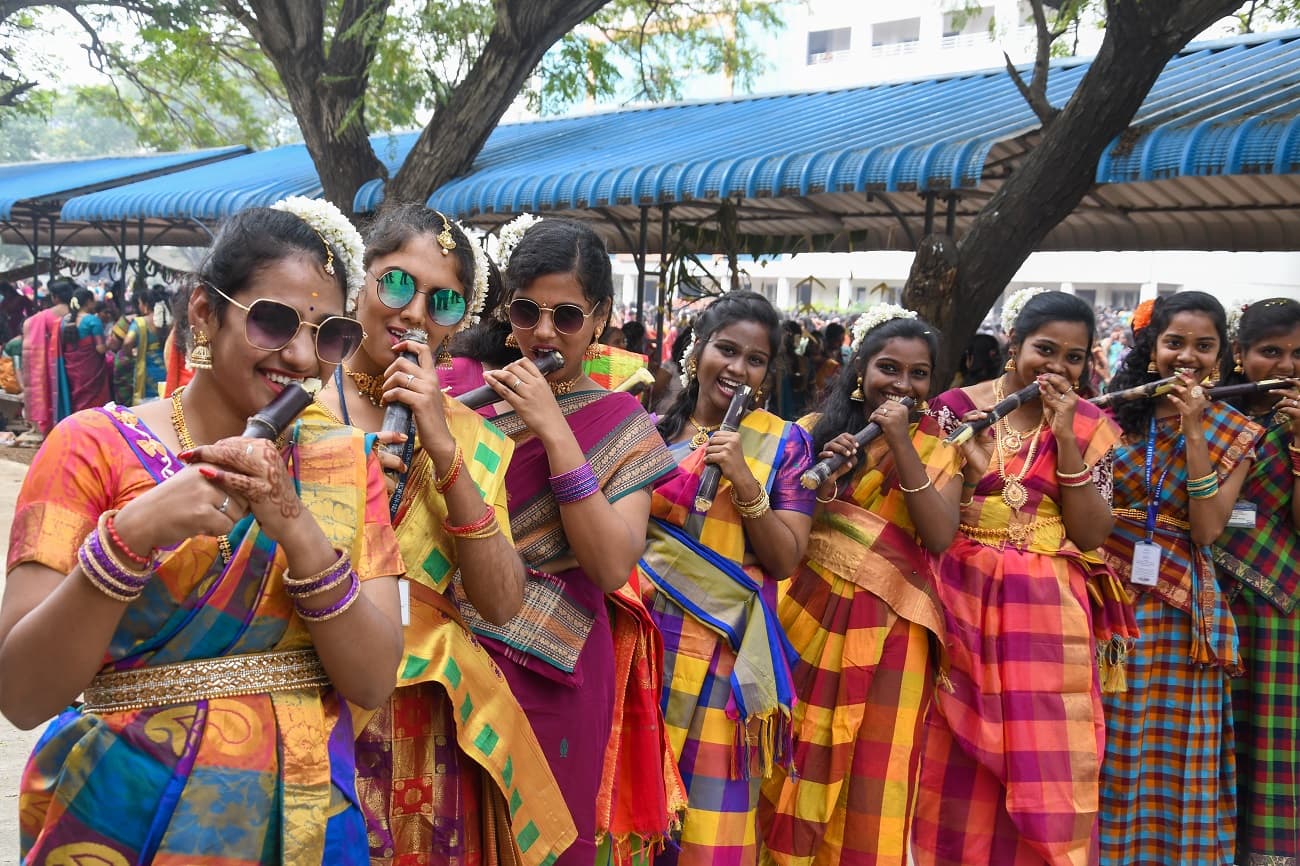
[374,268,467,327]
[208,284,364,364]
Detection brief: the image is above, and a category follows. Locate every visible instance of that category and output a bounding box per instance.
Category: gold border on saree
[81,648,330,714]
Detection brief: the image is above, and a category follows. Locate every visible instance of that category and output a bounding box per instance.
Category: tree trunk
[387,0,612,204]
[921,0,1245,386]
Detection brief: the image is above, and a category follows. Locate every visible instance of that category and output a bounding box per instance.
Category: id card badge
[1227,500,1257,529]
[1131,541,1162,586]
[398,578,411,626]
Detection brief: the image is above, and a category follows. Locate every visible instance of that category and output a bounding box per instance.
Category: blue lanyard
[1143,414,1183,542]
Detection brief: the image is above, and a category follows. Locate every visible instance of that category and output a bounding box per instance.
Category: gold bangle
[732,487,771,519]
[815,492,836,504]
[959,496,975,508]
[897,477,932,494]
[1059,477,1094,488]
[283,549,350,589]
[433,444,464,494]
[1056,464,1091,482]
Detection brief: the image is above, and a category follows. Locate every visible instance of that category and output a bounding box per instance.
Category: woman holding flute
[914,289,1125,866]
[312,202,575,866]
[1213,297,1300,866]
[639,290,815,865]
[0,199,404,864]
[1098,291,1262,866]
[759,306,961,866]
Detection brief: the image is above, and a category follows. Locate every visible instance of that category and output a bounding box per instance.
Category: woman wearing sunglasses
[472,216,677,866]
[314,203,574,865]
[0,199,405,864]
[638,291,815,866]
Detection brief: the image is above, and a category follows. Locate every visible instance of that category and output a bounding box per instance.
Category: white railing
[868,40,922,58]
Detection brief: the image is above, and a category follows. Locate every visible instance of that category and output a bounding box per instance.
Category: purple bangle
[294,570,360,622]
[88,529,151,587]
[79,536,148,601]
[285,555,353,598]
[550,462,600,504]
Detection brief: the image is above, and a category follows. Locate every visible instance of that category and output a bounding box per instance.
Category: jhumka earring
[686,358,697,382]
[1233,357,1243,374]
[505,332,519,349]
[437,339,453,368]
[753,386,766,407]
[1147,360,1158,374]
[1004,358,1016,372]
[850,376,865,402]
[584,336,600,361]
[435,212,457,257]
[188,330,213,371]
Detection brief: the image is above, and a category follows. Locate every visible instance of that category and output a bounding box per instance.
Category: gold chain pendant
[1000,429,1024,455]
[688,416,719,450]
[1001,477,1029,510]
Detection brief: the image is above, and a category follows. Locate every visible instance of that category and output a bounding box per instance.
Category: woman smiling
[639,290,815,866]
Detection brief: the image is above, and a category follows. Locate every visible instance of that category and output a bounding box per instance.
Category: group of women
[0,196,1295,866]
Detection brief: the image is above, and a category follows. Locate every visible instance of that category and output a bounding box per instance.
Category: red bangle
[433,445,463,495]
[104,509,151,567]
[443,503,496,537]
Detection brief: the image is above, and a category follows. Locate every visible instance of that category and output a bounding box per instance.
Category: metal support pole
[922,192,936,238]
[657,204,671,363]
[636,206,649,326]
[137,218,147,295]
[48,217,56,284]
[945,193,958,237]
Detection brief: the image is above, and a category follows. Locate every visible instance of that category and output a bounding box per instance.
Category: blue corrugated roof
[59,29,1300,224]
[0,146,249,220]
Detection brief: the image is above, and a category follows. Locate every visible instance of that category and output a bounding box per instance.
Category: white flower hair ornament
[489,213,543,269]
[678,331,698,388]
[270,196,367,313]
[457,221,490,331]
[1000,286,1047,336]
[1226,299,1253,343]
[849,304,917,353]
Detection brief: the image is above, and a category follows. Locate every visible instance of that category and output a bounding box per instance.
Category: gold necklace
[993,377,1039,455]
[992,378,1044,518]
[344,367,385,407]
[688,416,721,450]
[550,377,579,396]
[170,388,233,563]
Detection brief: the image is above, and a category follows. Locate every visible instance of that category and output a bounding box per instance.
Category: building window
[942,5,994,38]
[807,27,851,64]
[871,17,920,47]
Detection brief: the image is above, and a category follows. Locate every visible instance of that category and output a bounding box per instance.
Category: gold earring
[687,358,697,381]
[188,330,213,371]
[850,376,865,401]
[434,211,456,256]
[1233,358,1243,374]
[583,342,600,361]
[753,386,766,406]
[1147,360,1157,374]
[505,332,518,349]
[1004,358,1016,372]
[437,339,453,368]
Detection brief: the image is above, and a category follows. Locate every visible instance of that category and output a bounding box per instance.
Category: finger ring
[245,444,254,456]
[1191,386,1204,399]
[216,495,230,515]
[406,373,415,385]
[513,378,523,390]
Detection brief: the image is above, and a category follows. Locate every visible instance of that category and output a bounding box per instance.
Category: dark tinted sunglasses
[508,297,598,335]
[373,268,467,327]
[208,284,364,364]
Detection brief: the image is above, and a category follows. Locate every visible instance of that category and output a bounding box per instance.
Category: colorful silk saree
[311,388,578,866]
[914,391,1123,866]
[476,389,676,866]
[61,314,110,414]
[1214,413,1300,866]
[639,408,815,866]
[1099,405,1262,866]
[9,403,404,865]
[759,413,959,866]
[21,307,65,435]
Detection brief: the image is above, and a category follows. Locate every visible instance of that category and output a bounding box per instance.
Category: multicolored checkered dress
[914,390,1121,866]
[1213,413,1300,866]
[1099,405,1262,866]
[759,413,959,866]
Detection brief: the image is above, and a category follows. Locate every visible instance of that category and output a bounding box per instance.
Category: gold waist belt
[1113,507,1191,531]
[959,515,1064,550]
[82,648,330,714]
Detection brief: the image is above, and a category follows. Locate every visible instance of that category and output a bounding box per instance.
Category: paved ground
[0,459,41,864]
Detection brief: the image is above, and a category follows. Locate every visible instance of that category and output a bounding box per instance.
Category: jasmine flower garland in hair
[489,213,543,269]
[849,304,917,353]
[1000,286,1046,335]
[1226,300,1253,343]
[679,331,698,388]
[270,196,366,313]
[457,221,490,329]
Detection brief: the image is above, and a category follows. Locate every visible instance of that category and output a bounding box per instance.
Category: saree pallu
[1098,406,1262,866]
[475,390,676,866]
[61,326,110,414]
[1215,417,1300,865]
[760,415,959,866]
[128,318,166,403]
[914,391,1122,866]
[109,316,137,404]
[22,308,63,434]
[301,398,577,866]
[639,409,814,866]
[10,404,404,865]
